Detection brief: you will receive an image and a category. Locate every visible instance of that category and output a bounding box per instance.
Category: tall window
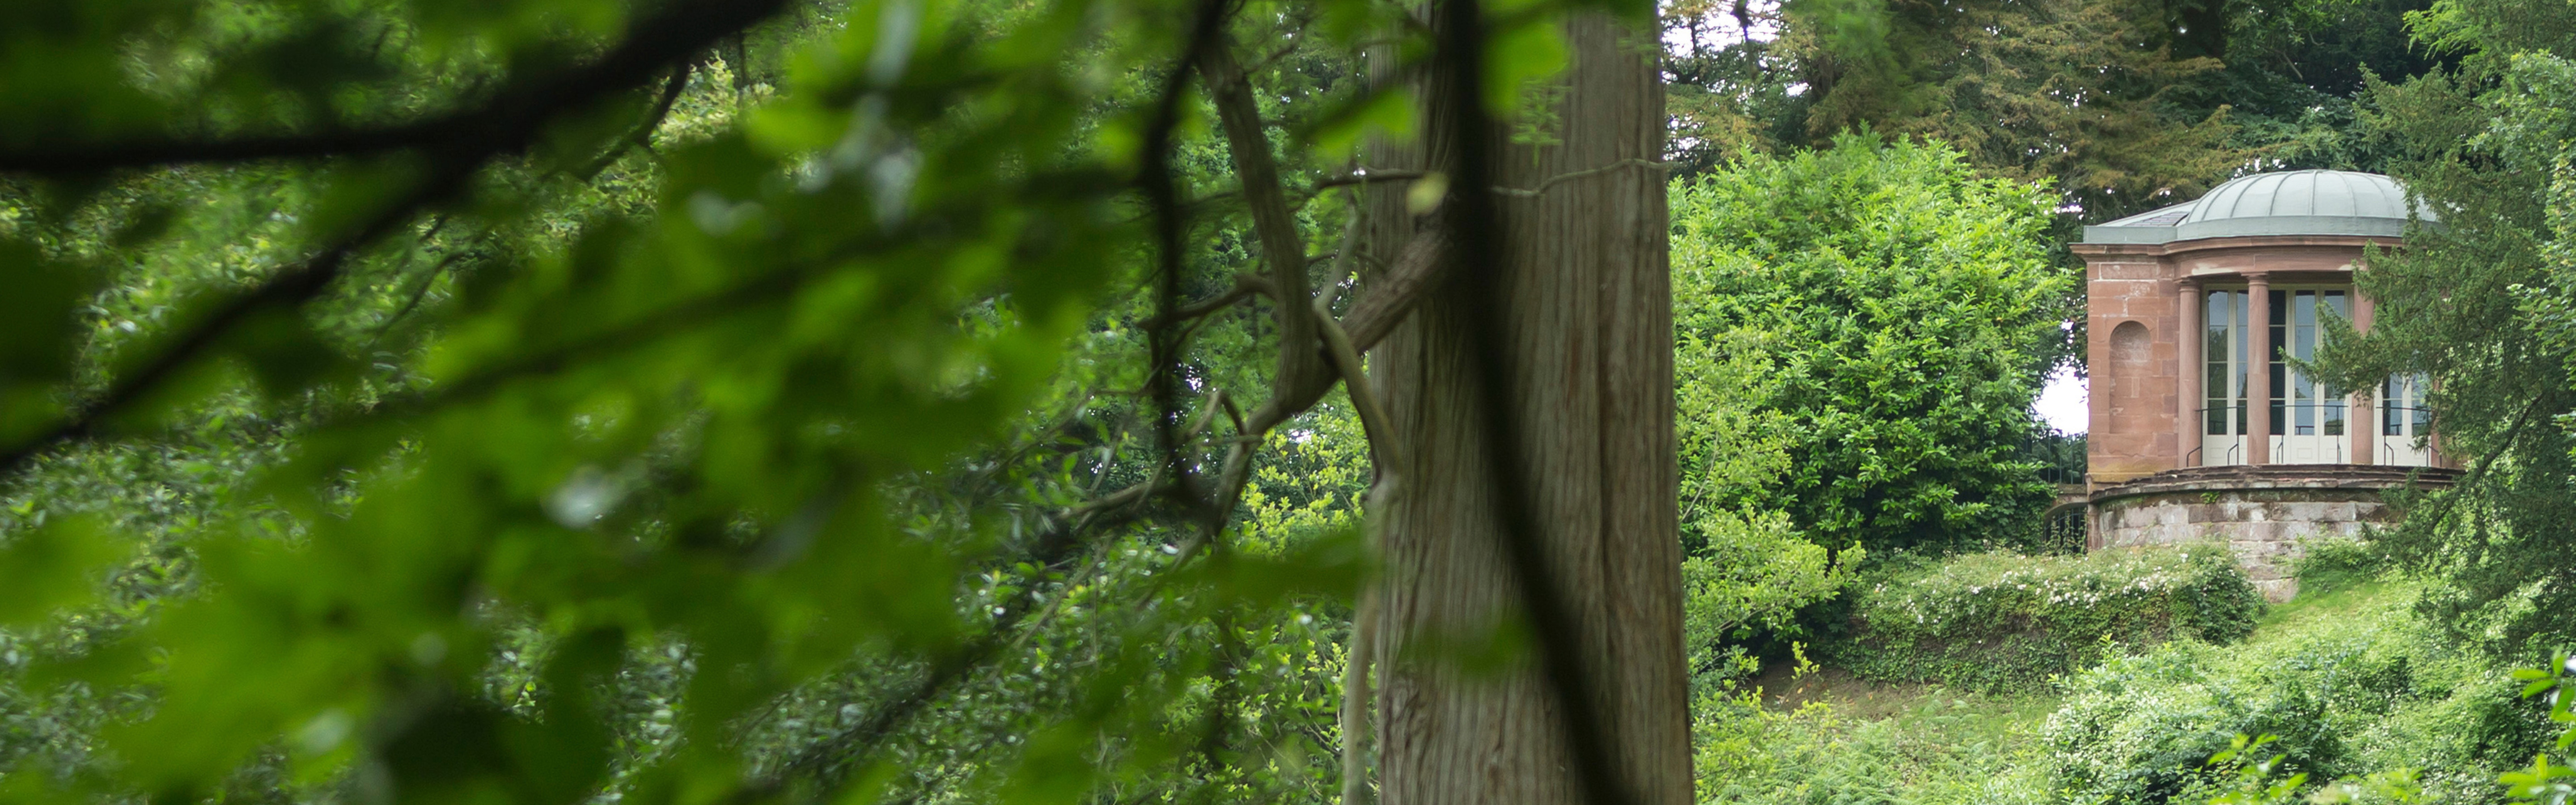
[2269,289,2347,436]
[2379,372,2434,466]
[2383,373,2431,436]
[2205,289,2247,438]
[2204,286,2358,466]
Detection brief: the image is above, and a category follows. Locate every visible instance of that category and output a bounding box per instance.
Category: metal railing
[2039,504,2088,555]
[2015,430,2087,485]
[2187,404,2439,467]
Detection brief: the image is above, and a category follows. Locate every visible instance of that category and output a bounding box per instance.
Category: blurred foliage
[0,0,1618,800]
[1670,135,2068,555]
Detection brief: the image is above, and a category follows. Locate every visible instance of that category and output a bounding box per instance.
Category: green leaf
[0,515,121,626]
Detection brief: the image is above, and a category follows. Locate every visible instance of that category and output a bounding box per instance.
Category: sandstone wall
[2094,488,2392,602]
[2087,465,2454,602]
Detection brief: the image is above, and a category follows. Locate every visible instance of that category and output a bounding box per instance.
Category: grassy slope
[1699,666,2062,804]
[1695,575,2412,805]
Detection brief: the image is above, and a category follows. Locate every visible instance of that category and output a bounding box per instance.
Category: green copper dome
[2081,169,2436,246]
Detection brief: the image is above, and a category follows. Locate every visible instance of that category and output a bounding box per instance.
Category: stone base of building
[2089,465,2457,602]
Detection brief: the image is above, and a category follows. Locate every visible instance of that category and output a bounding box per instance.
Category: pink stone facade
[2073,235,2437,484]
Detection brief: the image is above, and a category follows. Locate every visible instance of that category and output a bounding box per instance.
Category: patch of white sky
[2036,365,2086,434]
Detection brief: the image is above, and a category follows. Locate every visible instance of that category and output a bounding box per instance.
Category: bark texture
[1368,12,1687,805]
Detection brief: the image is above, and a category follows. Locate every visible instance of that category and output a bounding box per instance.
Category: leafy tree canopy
[1671,135,2068,556]
[2315,0,2576,659]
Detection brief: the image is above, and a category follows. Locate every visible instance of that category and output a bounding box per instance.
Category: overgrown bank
[1694,546,2551,805]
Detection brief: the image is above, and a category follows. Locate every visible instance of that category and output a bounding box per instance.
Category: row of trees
[1662,0,2446,220]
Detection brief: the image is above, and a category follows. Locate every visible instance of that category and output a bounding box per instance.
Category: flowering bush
[1826,546,2260,692]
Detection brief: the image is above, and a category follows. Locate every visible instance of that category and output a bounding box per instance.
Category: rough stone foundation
[2089,465,2455,602]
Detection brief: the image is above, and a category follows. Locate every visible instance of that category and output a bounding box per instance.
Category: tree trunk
[1368,11,1687,805]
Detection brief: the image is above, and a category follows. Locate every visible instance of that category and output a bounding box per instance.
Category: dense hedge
[1825,547,2261,692]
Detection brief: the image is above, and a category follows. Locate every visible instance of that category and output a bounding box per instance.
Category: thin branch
[1337,206,1453,351]
[1200,38,1330,437]
[1492,158,1674,198]
[1314,186,1368,315]
[1317,301,1392,805]
[0,173,449,474]
[1147,272,1274,329]
[573,62,695,182]
[1141,0,1239,530]
[742,489,1155,801]
[2419,394,2548,533]
[364,249,474,350]
[729,3,1243,794]
[1335,582,1379,805]
[1313,159,1672,199]
[268,168,1126,446]
[1312,169,1430,191]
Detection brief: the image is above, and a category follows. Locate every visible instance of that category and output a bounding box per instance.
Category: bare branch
[741,2,1243,795]
[743,485,1156,801]
[1318,296,1393,805]
[572,62,696,182]
[1141,0,1240,530]
[1148,272,1275,329]
[1338,206,1452,352]
[1493,158,1674,198]
[1313,169,1430,191]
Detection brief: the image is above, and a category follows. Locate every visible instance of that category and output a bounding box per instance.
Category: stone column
[2351,288,2376,465]
[2177,277,2202,468]
[2246,272,2273,465]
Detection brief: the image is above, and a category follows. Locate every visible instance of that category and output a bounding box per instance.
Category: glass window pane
[2384,377,2402,436]
[2206,290,2233,435]
[2269,290,2296,436]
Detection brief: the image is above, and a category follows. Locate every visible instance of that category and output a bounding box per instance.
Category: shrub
[2039,584,2546,805]
[1682,509,1860,697]
[1670,135,2073,555]
[1825,546,2260,693]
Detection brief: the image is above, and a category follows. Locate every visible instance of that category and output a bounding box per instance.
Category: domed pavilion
[2072,169,2455,600]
